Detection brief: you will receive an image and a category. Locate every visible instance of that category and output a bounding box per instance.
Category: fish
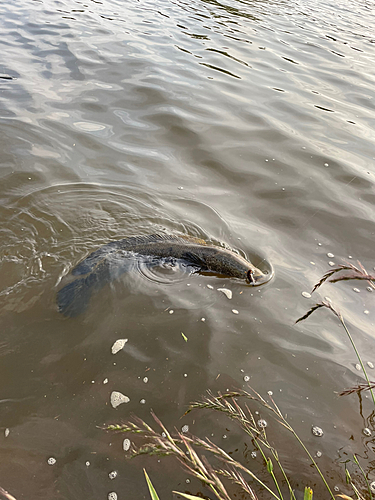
[56,234,271,317]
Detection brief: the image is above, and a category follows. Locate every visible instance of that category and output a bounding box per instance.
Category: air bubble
[47,457,56,465]
[257,419,267,428]
[312,426,323,437]
[244,375,250,382]
[123,438,131,451]
[109,470,118,480]
[363,428,372,437]
[182,425,189,433]
[302,291,311,299]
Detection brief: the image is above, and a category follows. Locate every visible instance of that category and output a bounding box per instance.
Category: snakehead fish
[57,234,270,317]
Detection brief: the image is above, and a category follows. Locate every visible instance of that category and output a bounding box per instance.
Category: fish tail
[57,275,96,317]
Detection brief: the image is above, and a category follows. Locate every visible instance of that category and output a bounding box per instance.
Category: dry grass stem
[312,261,375,294]
[340,382,375,397]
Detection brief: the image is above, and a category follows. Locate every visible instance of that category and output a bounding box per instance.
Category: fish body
[57,234,270,316]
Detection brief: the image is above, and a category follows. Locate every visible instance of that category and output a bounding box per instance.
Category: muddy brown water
[1,0,375,498]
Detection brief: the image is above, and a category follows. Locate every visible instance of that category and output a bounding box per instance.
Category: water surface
[1,0,375,498]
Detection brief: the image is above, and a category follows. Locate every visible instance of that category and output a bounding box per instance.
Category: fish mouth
[247,266,274,286]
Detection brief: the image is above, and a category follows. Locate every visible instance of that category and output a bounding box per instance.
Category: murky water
[1,0,375,498]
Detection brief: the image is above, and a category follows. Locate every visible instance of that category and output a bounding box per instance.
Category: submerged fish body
[57,234,270,317]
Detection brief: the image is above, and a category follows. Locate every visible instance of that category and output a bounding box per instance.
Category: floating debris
[123,438,131,451]
[182,425,189,433]
[4,428,9,438]
[86,461,90,467]
[232,309,239,315]
[312,426,324,437]
[355,363,361,371]
[108,493,118,500]
[370,481,375,494]
[327,252,334,258]
[181,332,188,342]
[47,457,56,465]
[143,376,148,383]
[103,378,108,384]
[207,284,214,290]
[328,261,335,267]
[334,486,340,492]
[183,373,188,377]
[217,288,232,299]
[186,479,190,484]
[316,451,322,458]
[257,419,267,428]
[243,375,250,382]
[140,399,146,404]
[251,451,257,458]
[324,163,329,167]
[364,310,370,315]
[302,291,311,299]
[110,391,130,408]
[367,361,374,369]
[367,286,373,292]
[109,470,118,480]
[222,434,227,439]
[169,309,174,314]
[111,339,128,354]
[267,391,273,396]
[363,427,372,437]
[201,317,206,322]
[353,288,360,293]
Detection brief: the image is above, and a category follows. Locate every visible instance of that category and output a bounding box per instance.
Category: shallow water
[1,0,375,498]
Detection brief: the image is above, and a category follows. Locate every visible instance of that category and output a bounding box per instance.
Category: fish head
[246,265,272,285]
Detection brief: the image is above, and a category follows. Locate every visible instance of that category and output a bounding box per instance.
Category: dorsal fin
[118,233,207,247]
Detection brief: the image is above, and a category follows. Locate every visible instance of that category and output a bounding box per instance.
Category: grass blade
[144,469,161,500]
[173,493,205,500]
[304,487,313,500]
